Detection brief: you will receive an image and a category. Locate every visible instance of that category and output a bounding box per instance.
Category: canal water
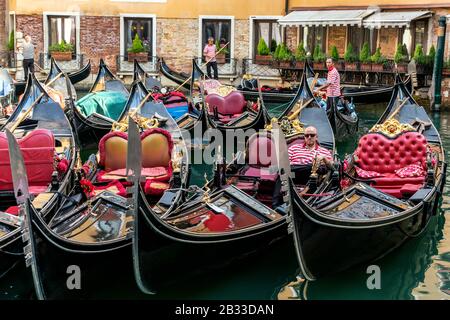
[1,102,448,300]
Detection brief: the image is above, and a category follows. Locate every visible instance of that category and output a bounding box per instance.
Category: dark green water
[1,103,449,300]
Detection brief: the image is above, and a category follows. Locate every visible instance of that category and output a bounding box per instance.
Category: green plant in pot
[255,38,272,65]
[215,39,229,64]
[313,44,326,69]
[359,42,372,71]
[344,43,358,71]
[127,33,149,62]
[294,42,306,69]
[49,40,74,61]
[370,47,387,72]
[278,43,293,68]
[394,43,408,73]
[413,44,428,73]
[330,45,343,70]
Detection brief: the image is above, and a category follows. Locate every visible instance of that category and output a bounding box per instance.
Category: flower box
[360,63,372,72]
[371,63,384,72]
[396,63,408,73]
[294,61,305,69]
[128,52,148,63]
[335,61,345,71]
[51,51,72,61]
[279,61,292,68]
[345,62,359,71]
[255,55,272,65]
[313,62,325,70]
[216,53,226,64]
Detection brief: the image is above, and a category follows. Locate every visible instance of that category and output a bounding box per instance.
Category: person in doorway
[22,35,35,80]
[203,37,219,80]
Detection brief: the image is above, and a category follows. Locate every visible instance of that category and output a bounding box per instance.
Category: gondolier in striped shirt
[316,58,341,112]
[287,126,334,184]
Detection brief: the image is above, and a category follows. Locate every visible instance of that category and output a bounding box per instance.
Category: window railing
[116,54,159,73]
[194,57,238,77]
[38,53,86,71]
[242,58,281,78]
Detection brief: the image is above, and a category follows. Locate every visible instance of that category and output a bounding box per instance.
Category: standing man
[316,58,341,111]
[203,37,218,80]
[22,35,35,80]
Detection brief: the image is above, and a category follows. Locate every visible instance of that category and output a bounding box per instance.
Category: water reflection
[277,108,450,300]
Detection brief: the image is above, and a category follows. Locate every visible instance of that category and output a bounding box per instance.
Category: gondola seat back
[0,129,55,192]
[205,91,246,123]
[98,131,128,172]
[354,131,428,198]
[238,133,278,206]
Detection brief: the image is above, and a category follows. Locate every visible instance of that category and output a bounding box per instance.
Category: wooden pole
[174,42,230,92]
[10,73,64,132]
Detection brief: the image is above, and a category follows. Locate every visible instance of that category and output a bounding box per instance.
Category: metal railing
[242,58,281,78]
[116,55,159,73]
[194,57,238,77]
[38,53,86,72]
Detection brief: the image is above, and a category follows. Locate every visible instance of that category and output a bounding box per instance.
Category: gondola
[69,58,129,149]
[288,79,446,281]
[13,59,91,97]
[0,71,78,281]
[133,60,162,91]
[161,56,412,105]
[131,66,336,293]
[4,80,190,298]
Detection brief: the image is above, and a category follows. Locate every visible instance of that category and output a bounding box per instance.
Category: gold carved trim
[369,118,415,138]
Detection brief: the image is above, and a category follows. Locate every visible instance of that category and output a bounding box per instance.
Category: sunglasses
[305,134,316,138]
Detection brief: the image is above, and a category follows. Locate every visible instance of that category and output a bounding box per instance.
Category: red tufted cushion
[0,129,55,191]
[355,132,427,174]
[205,91,246,115]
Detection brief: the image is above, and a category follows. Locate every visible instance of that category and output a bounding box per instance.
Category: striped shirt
[288,143,332,165]
[326,67,341,97]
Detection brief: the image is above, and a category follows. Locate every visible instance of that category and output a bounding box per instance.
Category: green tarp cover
[76,91,128,121]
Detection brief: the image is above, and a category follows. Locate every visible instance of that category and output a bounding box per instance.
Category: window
[413,20,428,52]
[306,26,326,53]
[253,20,281,58]
[201,19,231,60]
[123,17,152,56]
[48,16,76,54]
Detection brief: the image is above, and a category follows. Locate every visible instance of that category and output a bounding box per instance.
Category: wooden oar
[387,98,409,121]
[309,73,319,92]
[174,42,230,92]
[113,92,153,132]
[288,97,314,121]
[10,72,64,132]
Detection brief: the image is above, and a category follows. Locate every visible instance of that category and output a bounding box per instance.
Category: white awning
[278,10,375,27]
[363,11,432,29]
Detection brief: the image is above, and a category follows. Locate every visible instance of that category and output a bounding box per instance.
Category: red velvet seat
[205,91,246,123]
[355,131,428,198]
[96,128,174,196]
[0,129,55,192]
[237,133,278,206]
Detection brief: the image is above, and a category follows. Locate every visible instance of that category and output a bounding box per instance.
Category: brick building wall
[285,26,298,52]
[80,16,120,73]
[327,26,346,56]
[16,15,44,60]
[0,0,6,64]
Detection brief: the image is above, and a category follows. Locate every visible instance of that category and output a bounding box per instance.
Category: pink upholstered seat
[0,129,55,192]
[205,91,246,121]
[354,131,428,198]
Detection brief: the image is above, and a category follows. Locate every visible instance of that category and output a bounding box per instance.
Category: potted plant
[127,34,148,62]
[294,42,306,69]
[255,38,271,65]
[278,44,293,68]
[215,39,229,64]
[330,45,343,70]
[313,44,326,69]
[344,43,358,71]
[7,31,14,66]
[270,39,277,53]
[359,42,372,72]
[370,47,386,72]
[413,44,427,74]
[394,44,408,73]
[49,40,74,61]
[425,45,436,73]
[271,44,281,68]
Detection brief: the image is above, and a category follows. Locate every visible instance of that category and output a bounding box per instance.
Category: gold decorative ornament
[369,118,415,138]
[216,85,236,97]
[242,74,253,80]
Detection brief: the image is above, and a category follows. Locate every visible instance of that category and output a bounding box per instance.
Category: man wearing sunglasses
[288,126,334,184]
